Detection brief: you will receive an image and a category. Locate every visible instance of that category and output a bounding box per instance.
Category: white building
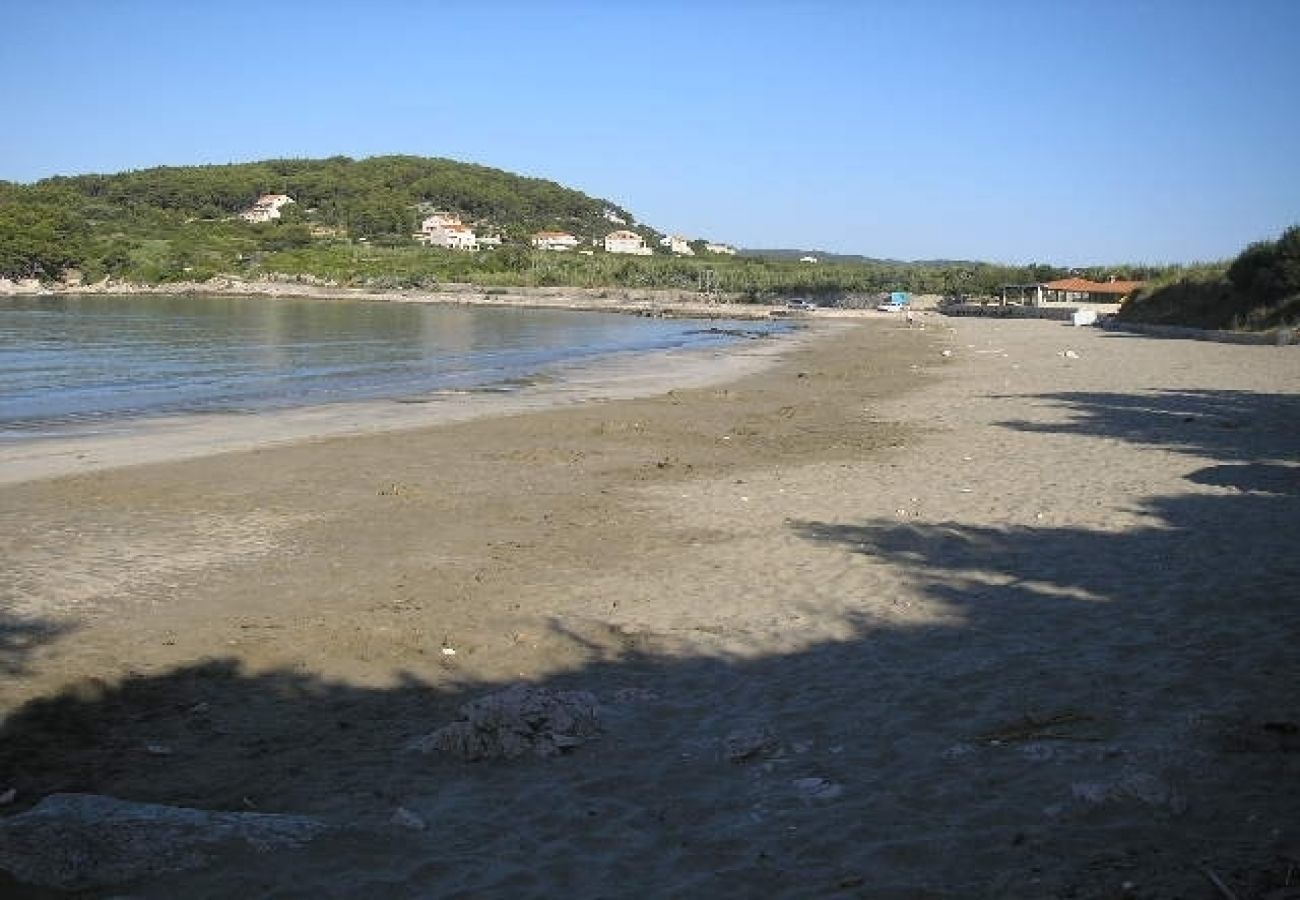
[800,255,819,264]
[418,212,461,232]
[240,194,295,223]
[531,231,581,251]
[705,242,737,256]
[604,230,652,256]
[660,235,695,256]
[416,213,478,251]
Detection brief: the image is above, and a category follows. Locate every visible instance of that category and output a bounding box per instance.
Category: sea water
[0,294,783,440]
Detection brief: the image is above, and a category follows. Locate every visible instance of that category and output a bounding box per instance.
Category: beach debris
[724,726,779,762]
[792,777,843,802]
[608,687,660,705]
[1070,772,1186,813]
[0,793,326,891]
[391,807,428,831]
[440,646,457,656]
[1060,349,1080,359]
[1195,862,1240,900]
[407,684,601,761]
[940,349,953,358]
[1020,742,1056,762]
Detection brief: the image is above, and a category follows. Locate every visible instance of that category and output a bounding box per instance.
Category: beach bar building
[1000,277,1144,307]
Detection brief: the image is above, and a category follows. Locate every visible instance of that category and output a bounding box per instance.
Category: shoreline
[0,275,916,320]
[0,317,834,486]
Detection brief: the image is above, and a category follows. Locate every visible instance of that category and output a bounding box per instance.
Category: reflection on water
[0,294,782,439]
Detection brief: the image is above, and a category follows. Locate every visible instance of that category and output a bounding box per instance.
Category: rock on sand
[0,793,326,890]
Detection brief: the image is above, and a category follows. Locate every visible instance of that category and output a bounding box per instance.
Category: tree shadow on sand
[994,388,1300,464]
[0,613,73,678]
[786,387,1300,898]
[1,389,1297,898]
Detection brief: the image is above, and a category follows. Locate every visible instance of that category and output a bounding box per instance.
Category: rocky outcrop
[407,684,601,761]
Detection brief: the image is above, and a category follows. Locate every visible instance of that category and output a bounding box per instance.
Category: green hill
[22,154,642,240]
[44,155,640,239]
[0,155,659,281]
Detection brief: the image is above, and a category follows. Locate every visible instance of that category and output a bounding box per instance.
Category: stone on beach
[0,793,326,890]
[407,683,601,761]
[724,725,779,762]
[792,777,844,801]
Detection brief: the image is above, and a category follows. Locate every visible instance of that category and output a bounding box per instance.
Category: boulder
[0,793,325,890]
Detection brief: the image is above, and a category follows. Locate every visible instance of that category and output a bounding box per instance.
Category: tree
[0,196,88,278]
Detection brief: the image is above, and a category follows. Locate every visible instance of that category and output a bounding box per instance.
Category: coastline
[0,274,921,320]
[0,318,830,486]
[1,276,785,320]
[2,317,1297,896]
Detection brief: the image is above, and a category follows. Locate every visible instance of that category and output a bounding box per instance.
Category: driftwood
[976,711,1100,744]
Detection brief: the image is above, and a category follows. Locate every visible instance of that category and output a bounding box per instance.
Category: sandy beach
[1,313,1297,898]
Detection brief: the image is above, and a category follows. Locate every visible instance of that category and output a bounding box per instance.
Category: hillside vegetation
[2,155,1177,301]
[1119,225,1300,331]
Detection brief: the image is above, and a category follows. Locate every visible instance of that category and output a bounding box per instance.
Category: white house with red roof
[531,231,581,251]
[604,230,652,256]
[416,213,478,250]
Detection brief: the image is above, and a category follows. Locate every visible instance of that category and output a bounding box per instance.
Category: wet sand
[1,315,1297,898]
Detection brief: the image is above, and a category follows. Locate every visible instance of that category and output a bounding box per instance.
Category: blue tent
[888,292,910,306]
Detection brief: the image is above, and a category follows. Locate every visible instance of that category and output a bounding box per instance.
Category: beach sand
[1,315,1297,898]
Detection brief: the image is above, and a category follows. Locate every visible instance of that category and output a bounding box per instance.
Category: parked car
[877,291,910,312]
[787,299,818,310]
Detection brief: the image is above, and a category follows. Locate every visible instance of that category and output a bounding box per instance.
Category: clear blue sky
[3,1,1297,264]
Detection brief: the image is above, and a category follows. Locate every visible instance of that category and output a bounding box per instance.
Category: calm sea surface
[0,294,783,440]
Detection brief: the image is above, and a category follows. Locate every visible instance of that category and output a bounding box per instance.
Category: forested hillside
[0,155,647,282]
[34,155,637,239]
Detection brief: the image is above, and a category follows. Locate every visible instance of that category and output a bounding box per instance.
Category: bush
[1121,225,1299,331]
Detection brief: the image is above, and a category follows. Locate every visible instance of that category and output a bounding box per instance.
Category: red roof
[1043,278,1144,295]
